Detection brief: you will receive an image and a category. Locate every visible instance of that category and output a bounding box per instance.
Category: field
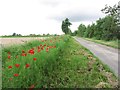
[0,37,48,47]
[1,35,118,88]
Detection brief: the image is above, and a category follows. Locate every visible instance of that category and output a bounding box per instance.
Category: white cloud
[0,0,119,35]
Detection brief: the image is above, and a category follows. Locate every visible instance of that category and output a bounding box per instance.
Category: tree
[61,18,72,34]
[101,3,120,40]
[12,33,16,36]
[83,23,96,38]
[77,24,86,37]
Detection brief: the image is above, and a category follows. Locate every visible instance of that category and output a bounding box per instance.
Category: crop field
[1,35,118,88]
[0,37,47,47]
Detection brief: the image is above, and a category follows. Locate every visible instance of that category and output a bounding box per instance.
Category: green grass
[2,35,118,88]
[80,37,119,49]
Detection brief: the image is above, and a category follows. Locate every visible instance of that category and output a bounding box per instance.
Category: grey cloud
[49,11,102,22]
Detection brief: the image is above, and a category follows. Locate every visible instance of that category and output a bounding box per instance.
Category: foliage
[61,18,72,34]
[74,3,120,41]
[12,33,22,36]
[77,24,86,37]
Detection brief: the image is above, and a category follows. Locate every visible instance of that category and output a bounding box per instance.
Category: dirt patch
[0,37,47,47]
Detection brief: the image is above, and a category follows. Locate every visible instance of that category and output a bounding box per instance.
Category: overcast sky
[0,0,119,35]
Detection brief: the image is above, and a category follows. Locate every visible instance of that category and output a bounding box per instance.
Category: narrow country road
[74,37,119,77]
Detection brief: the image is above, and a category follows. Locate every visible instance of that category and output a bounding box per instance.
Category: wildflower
[26,64,30,68]
[48,46,52,48]
[22,50,25,53]
[14,73,19,77]
[44,44,46,46]
[38,49,41,52]
[21,53,27,56]
[8,55,11,59]
[28,49,34,54]
[41,46,44,50]
[37,46,40,49]
[40,44,42,47]
[8,66,12,69]
[46,47,49,52]
[33,58,37,61]
[15,64,20,68]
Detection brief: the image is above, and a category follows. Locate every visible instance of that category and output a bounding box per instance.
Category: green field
[2,35,118,88]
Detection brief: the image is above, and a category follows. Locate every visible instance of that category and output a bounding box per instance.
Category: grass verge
[2,35,118,88]
[79,37,119,49]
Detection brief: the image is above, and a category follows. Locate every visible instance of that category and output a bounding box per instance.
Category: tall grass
[2,35,118,88]
[2,35,69,88]
[81,37,119,49]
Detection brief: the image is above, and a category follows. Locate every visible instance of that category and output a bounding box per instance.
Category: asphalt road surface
[74,37,119,77]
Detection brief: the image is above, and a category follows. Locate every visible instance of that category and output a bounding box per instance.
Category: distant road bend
[74,37,119,77]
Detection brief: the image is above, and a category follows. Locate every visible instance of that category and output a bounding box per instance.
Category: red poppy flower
[38,49,41,52]
[8,66,12,69]
[49,46,52,48]
[46,48,49,52]
[40,44,42,47]
[15,64,20,68]
[41,46,44,50]
[8,55,11,59]
[44,44,46,46]
[21,53,27,56]
[37,46,40,49]
[14,73,19,77]
[28,49,34,54]
[33,58,37,61]
[26,64,30,68]
[22,50,25,53]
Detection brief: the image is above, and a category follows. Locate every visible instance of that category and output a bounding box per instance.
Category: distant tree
[29,34,32,36]
[12,33,16,36]
[77,24,86,37]
[61,18,72,34]
[19,34,22,36]
[54,34,57,36]
[43,34,45,36]
[83,24,96,38]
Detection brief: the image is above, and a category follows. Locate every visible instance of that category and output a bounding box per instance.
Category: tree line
[61,3,120,41]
